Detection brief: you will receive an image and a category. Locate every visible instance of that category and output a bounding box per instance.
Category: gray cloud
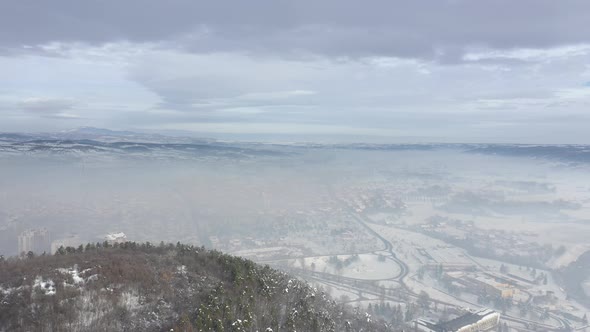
[18,98,75,112]
[16,98,80,119]
[2,1,590,61]
[1,1,589,143]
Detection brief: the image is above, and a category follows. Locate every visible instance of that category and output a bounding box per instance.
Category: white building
[416,308,500,332]
[104,232,127,244]
[18,228,50,255]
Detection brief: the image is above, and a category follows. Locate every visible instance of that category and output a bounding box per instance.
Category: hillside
[0,243,392,332]
[560,249,590,307]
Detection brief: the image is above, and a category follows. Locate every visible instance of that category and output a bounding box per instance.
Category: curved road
[348,209,409,286]
[346,209,569,331]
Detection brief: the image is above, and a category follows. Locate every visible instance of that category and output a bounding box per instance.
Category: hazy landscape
[2,127,589,331]
[2,1,590,331]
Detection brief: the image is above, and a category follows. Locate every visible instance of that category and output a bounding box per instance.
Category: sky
[1,0,589,143]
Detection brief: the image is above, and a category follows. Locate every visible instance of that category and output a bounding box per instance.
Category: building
[465,276,516,299]
[445,272,516,299]
[491,283,516,299]
[104,232,127,244]
[416,308,500,332]
[18,228,51,255]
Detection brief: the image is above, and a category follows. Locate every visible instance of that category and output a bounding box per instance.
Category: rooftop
[417,308,499,332]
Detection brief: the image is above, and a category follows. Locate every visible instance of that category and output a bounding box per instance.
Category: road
[346,207,409,285]
[262,193,574,330]
[339,205,569,330]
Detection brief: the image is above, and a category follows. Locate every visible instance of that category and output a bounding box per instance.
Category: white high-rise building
[18,228,50,255]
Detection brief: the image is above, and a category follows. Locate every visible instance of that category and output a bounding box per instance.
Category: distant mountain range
[0,127,589,164]
[0,127,284,160]
[0,127,214,144]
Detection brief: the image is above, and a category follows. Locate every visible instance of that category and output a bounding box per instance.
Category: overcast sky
[1,1,589,143]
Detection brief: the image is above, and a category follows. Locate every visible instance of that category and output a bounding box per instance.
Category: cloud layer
[1,1,589,142]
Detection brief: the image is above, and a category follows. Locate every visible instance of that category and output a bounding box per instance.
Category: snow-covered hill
[0,243,393,331]
[1,128,589,165]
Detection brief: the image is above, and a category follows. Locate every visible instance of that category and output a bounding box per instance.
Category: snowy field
[281,253,402,280]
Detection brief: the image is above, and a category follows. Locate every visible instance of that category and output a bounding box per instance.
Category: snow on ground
[119,291,141,311]
[405,274,475,309]
[371,224,473,269]
[0,286,16,295]
[376,280,401,290]
[311,280,362,303]
[75,290,115,328]
[231,246,304,261]
[280,229,382,257]
[395,171,590,251]
[371,223,590,317]
[285,253,401,280]
[471,256,572,303]
[33,276,56,295]
[56,265,94,285]
[176,265,187,275]
[367,212,400,224]
[354,299,403,309]
[394,202,438,225]
[547,243,590,269]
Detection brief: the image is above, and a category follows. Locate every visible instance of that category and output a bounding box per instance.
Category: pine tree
[56,246,66,255]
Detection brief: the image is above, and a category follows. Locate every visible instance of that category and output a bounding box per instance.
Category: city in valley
[1,129,589,331]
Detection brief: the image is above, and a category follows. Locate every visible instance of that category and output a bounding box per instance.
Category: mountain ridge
[1,127,590,164]
[0,243,394,332]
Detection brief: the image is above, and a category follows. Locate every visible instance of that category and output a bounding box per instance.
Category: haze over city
[1,2,589,332]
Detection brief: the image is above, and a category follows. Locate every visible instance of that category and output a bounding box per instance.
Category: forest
[0,242,395,332]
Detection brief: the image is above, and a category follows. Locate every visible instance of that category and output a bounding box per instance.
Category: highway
[339,205,570,331]
[345,207,409,285]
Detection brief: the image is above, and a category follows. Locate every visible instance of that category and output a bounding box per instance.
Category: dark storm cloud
[2,0,589,60]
